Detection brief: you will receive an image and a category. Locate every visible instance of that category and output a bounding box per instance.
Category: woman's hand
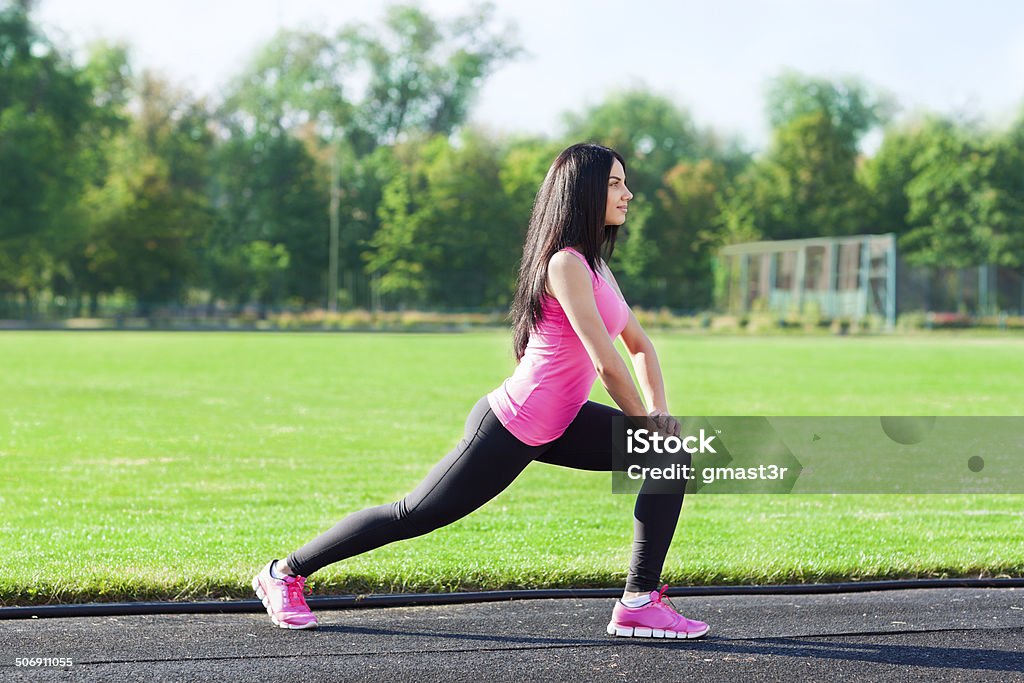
[648,409,681,437]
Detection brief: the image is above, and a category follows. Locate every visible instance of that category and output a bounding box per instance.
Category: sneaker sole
[252,577,319,630]
[606,622,709,639]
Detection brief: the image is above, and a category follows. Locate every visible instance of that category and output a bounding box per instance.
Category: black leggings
[286,396,687,592]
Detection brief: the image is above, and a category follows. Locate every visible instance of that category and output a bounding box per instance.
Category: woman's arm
[619,312,668,413]
[598,262,671,417]
[547,252,649,418]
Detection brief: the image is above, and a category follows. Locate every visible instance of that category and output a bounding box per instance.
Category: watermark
[625,427,719,454]
[14,657,74,668]
[611,416,1024,494]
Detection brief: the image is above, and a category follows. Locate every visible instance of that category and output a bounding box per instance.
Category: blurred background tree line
[2,0,1023,318]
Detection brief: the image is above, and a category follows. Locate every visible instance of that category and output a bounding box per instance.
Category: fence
[715,234,1024,326]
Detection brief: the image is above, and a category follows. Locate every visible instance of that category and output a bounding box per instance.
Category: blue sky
[36,0,1024,151]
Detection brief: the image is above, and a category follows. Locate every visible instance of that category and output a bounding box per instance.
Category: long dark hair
[510,143,625,360]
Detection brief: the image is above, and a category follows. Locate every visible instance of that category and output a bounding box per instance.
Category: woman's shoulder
[546,249,597,297]
[549,249,592,277]
[554,245,586,260]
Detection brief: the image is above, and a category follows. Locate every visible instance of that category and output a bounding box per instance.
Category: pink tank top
[487,247,630,445]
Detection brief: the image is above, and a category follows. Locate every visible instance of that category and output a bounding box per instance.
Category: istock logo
[625,428,717,454]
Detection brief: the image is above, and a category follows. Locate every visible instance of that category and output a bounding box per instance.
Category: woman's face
[604,159,633,226]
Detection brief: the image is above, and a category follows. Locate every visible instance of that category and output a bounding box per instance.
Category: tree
[56,41,134,314]
[366,132,519,309]
[366,148,430,307]
[902,117,1023,269]
[207,128,327,307]
[421,131,520,307]
[204,240,290,313]
[341,3,520,155]
[764,70,896,156]
[858,120,925,237]
[654,159,728,308]
[496,136,564,291]
[0,1,93,312]
[990,109,1024,269]
[76,72,215,314]
[764,109,871,239]
[498,138,562,215]
[222,2,520,308]
[723,73,895,244]
[221,28,351,138]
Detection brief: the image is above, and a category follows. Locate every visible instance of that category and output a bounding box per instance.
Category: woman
[253,143,709,640]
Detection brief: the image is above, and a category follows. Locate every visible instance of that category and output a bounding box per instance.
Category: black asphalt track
[2,588,1022,682]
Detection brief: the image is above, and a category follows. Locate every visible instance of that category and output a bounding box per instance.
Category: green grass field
[1,331,1022,605]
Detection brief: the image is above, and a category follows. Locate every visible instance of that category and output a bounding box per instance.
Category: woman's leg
[538,401,689,593]
[285,396,543,577]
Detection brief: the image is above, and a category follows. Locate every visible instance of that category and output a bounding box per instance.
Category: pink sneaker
[252,560,319,630]
[606,585,709,639]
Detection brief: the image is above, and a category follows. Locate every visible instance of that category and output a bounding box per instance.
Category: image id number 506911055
[15,657,74,668]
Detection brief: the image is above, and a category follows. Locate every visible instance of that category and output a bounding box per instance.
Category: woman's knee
[392,497,457,538]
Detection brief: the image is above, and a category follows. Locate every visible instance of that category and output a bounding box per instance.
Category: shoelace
[652,584,679,613]
[282,576,310,608]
